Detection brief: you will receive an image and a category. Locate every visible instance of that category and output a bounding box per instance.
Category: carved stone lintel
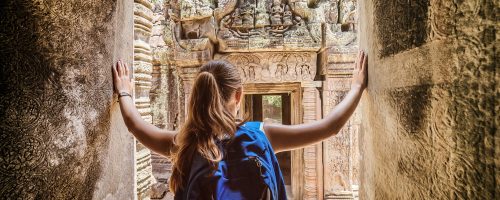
[215,52,317,84]
[301,81,323,88]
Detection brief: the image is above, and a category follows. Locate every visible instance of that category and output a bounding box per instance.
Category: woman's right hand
[112,59,176,156]
[112,60,133,94]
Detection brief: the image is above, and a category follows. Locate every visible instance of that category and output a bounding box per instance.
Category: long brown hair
[169,60,243,193]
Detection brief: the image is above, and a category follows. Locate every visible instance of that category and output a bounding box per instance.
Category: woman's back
[175,122,287,200]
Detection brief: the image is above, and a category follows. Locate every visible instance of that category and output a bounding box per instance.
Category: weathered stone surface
[216,0,322,52]
[359,0,498,199]
[150,3,176,199]
[0,0,135,199]
[302,87,323,200]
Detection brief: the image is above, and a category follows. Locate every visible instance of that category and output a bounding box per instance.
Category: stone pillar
[177,66,200,122]
[149,3,175,199]
[134,0,154,199]
[322,47,360,199]
[321,2,360,195]
[150,7,169,129]
[301,82,323,200]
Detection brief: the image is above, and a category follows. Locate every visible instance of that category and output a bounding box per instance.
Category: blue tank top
[174,122,288,200]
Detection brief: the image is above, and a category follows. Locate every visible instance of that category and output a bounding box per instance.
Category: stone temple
[0,0,497,200]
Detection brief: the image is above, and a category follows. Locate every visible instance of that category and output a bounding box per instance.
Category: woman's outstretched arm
[264,51,368,153]
[113,60,176,156]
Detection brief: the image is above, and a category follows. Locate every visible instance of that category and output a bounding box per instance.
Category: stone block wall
[358,0,498,199]
[150,2,176,199]
[0,0,136,199]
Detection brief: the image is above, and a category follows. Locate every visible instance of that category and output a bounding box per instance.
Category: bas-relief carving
[216,52,316,83]
[359,0,497,199]
[340,0,356,24]
[323,1,357,50]
[323,88,350,191]
[180,18,217,41]
[301,87,322,199]
[217,0,322,52]
[179,0,214,20]
[325,0,357,33]
[170,22,214,67]
[167,0,216,67]
[166,0,332,66]
[327,0,340,24]
[1,0,136,198]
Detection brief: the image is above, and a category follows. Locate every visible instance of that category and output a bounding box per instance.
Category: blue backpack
[174,122,288,200]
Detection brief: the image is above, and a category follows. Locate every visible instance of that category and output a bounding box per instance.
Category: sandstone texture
[358,0,498,199]
[0,0,136,199]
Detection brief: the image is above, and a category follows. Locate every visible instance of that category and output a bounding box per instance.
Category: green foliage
[263,95,282,108]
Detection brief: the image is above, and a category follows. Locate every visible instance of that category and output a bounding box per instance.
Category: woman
[113,51,368,199]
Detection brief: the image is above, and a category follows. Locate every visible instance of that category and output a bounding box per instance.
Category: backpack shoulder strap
[244,121,263,131]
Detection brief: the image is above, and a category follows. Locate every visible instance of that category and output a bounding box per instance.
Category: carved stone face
[182,21,200,39]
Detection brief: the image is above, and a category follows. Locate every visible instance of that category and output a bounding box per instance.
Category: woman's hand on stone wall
[112,60,176,156]
[351,50,368,90]
[112,60,133,94]
[264,50,369,152]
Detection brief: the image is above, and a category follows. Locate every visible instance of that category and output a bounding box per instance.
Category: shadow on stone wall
[0,0,135,199]
[360,0,498,199]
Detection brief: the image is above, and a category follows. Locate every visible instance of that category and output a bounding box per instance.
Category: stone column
[177,66,200,123]
[134,0,154,199]
[322,47,360,199]
[301,82,323,200]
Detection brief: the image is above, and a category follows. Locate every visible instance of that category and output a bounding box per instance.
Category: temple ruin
[146,0,362,198]
[0,0,497,199]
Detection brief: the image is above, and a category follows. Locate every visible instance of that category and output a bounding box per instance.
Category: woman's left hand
[351,50,368,90]
[112,60,132,94]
